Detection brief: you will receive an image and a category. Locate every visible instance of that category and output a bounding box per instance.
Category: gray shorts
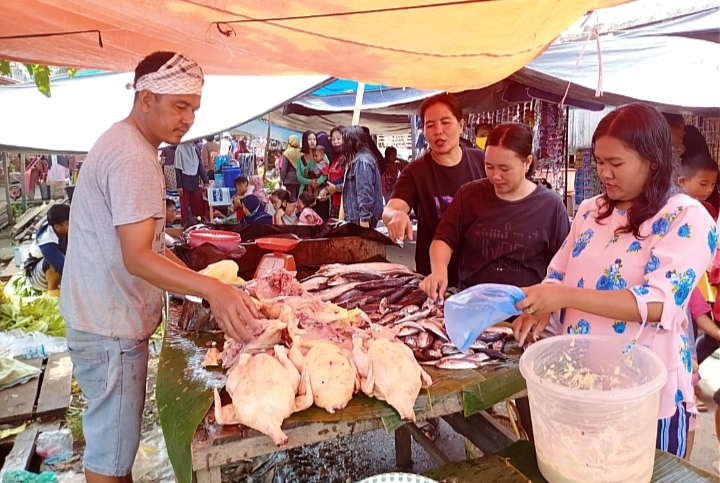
[66,326,148,477]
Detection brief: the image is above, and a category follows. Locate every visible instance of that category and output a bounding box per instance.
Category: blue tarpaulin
[311,80,387,97]
[234,119,301,141]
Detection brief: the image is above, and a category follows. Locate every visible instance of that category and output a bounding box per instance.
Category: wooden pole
[351,83,366,126]
[263,119,272,180]
[410,115,418,161]
[20,153,27,211]
[2,152,13,225]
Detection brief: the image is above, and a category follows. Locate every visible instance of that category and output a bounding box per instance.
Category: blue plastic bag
[444,283,526,352]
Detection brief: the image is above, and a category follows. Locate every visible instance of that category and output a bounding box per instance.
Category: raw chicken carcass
[352,338,432,422]
[221,319,288,368]
[253,269,305,300]
[299,341,359,414]
[213,350,309,446]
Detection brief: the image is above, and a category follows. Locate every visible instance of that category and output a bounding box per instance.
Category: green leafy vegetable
[0,274,65,336]
[0,60,10,76]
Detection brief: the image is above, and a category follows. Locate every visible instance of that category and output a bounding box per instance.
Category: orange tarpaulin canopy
[1,0,628,91]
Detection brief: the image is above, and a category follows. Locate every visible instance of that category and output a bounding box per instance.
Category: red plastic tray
[255,237,299,253]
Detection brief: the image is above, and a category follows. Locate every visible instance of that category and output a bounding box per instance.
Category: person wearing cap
[60,51,260,483]
[220,132,232,156]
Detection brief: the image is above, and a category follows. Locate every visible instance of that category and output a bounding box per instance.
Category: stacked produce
[200,263,515,446]
[0,276,65,336]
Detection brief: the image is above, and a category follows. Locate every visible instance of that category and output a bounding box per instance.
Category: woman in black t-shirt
[420,123,570,300]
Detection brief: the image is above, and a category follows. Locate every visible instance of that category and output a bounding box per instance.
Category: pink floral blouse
[544,193,718,419]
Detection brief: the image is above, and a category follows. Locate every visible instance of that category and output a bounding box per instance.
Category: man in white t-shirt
[60,52,259,483]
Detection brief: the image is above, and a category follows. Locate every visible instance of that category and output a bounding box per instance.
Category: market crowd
[55,51,720,483]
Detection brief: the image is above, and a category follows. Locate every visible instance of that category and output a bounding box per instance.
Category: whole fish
[339,287,399,309]
[485,326,514,336]
[317,262,413,278]
[436,359,482,370]
[404,335,419,349]
[331,272,383,283]
[463,352,490,363]
[334,288,367,304]
[441,344,460,356]
[354,277,414,292]
[398,327,422,337]
[315,282,362,302]
[423,348,442,360]
[432,339,445,351]
[475,348,509,360]
[379,298,389,315]
[417,331,434,350]
[378,312,402,326]
[399,305,420,315]
[387,286,413,304]
[477,331,506,343]
[419,320,449,342]
[394,321,426,331]
[301,276,329,292]
[391,308,432,327]
[360,303,381,313]
[470,340,489,351]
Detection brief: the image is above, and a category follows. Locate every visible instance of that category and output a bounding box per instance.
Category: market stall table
[156,317,526,483]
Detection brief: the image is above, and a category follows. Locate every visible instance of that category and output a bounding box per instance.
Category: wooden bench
[0,352,73,424]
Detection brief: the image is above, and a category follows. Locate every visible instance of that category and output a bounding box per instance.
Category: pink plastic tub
[188,230,241,253]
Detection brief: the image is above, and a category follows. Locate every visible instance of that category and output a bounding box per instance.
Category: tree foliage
[0,60,76,97]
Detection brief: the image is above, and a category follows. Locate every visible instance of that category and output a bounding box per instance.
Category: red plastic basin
[188,230,241,253]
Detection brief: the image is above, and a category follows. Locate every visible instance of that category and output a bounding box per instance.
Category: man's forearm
[126,249,214,298]
[164,248,187,268]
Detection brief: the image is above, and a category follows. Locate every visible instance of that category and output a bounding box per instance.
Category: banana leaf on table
[157,325,225,483]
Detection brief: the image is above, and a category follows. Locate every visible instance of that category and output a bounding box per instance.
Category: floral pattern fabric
[544,194,717,419]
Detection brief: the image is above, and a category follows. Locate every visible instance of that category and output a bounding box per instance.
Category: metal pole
[410,115,418,161]
[263,119,272,180]
[2,152,13,225]
[20,152,27,211]
[351,82,366,126]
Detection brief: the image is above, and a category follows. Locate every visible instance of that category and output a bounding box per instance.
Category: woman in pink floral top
[513,104,718,458]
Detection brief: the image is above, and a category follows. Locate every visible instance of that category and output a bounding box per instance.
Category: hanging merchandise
[534,102,567,193]
[573,148,602,207]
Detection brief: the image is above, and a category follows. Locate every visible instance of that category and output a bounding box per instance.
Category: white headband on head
[126,53,204,96]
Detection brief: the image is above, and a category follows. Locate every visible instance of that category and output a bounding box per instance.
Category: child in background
[232,176,250,219]
[678,151,719,220]
[165,199,178,228]
[314,145,329,178]
[296,192,323,226]
[677,151,719,454]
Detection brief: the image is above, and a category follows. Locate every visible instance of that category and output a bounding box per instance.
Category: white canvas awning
[0,72,330,153]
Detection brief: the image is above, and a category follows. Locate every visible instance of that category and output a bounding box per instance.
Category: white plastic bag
[36,429,73,465]
[0,330,67,359]
[132,426,174,483]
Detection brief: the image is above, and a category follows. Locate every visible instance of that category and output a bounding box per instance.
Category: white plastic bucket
[519,335,668,483]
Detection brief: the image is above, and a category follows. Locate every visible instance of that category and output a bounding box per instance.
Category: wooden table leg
[194,465,221,483]
[395,425,413,469]
[405,423,451,466]
[443,411,517,455]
